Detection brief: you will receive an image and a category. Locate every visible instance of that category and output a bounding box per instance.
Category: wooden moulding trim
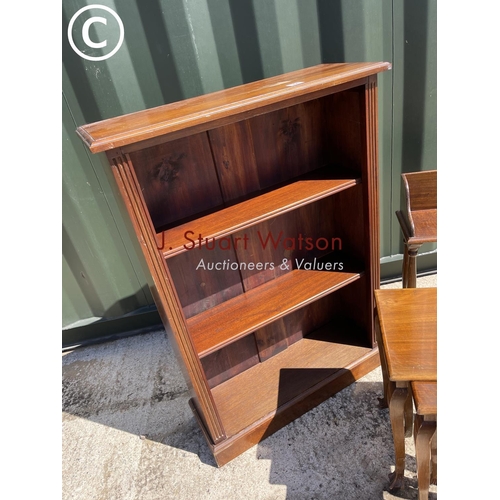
[159,177,360,258]
[367,77,380,286]
[76,62,391,153]
[194,347,380,467]
[365,76,380,346]
[109,153,226,443]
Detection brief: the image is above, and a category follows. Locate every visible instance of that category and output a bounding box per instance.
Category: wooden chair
[395,170,437,288]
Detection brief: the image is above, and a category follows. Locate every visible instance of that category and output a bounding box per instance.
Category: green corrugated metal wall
[62,0,437,346]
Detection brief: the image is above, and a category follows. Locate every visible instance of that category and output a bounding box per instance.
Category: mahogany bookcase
[77,62,392,466]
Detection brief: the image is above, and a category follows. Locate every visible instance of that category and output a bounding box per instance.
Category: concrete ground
[62,276,437,500]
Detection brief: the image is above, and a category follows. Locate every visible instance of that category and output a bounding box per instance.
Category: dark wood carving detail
[151,153,185,185]
[129,133,223,231]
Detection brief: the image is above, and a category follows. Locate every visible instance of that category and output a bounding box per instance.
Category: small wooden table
[374,288,437,492]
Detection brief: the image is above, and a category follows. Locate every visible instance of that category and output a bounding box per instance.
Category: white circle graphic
[68,5,124,61]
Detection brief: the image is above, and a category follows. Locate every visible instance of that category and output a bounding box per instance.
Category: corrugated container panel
[62,0,436,345]
[390,0,437,261]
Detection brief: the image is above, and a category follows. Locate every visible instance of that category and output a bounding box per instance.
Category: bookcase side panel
[326,86,365,175]
[107,152,227,444]
[324,81,380,346]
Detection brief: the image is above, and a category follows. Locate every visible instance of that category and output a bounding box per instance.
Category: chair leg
[406,244,420,288]
[402,243,410,288]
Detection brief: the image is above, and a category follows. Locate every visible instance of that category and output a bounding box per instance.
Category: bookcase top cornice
[76,62,391,153]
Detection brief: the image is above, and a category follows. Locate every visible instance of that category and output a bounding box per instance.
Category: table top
[411,381,437,415]
[375,288,437,382]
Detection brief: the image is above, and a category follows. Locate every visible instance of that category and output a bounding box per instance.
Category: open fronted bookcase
[77,62,391,466]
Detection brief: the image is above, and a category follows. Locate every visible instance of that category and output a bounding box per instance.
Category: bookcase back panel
[167,245,244,319]
[129,133,223,230]
[253,318,296,362]
[247,98,328,189]
[253,292,342,362]
[333,275,370,337]
[201,334,259,389]
[213,88,366,187]
[207,121,261,202]
[232,195,345,291]
[327,87,365,176]
[321,184,365,269]
[253,283,372,369]
[207,92,365,204]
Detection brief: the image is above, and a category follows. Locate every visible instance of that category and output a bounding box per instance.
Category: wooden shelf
[158,176,359,258]
[211,319,372,437]
[188,269,361,357]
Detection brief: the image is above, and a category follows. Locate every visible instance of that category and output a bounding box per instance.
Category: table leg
[404,385,413,437]
[388,385,410,490]
[414,414,437,500]
[430,428,437,485]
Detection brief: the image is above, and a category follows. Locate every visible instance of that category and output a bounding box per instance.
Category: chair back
[401,170,437,212]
